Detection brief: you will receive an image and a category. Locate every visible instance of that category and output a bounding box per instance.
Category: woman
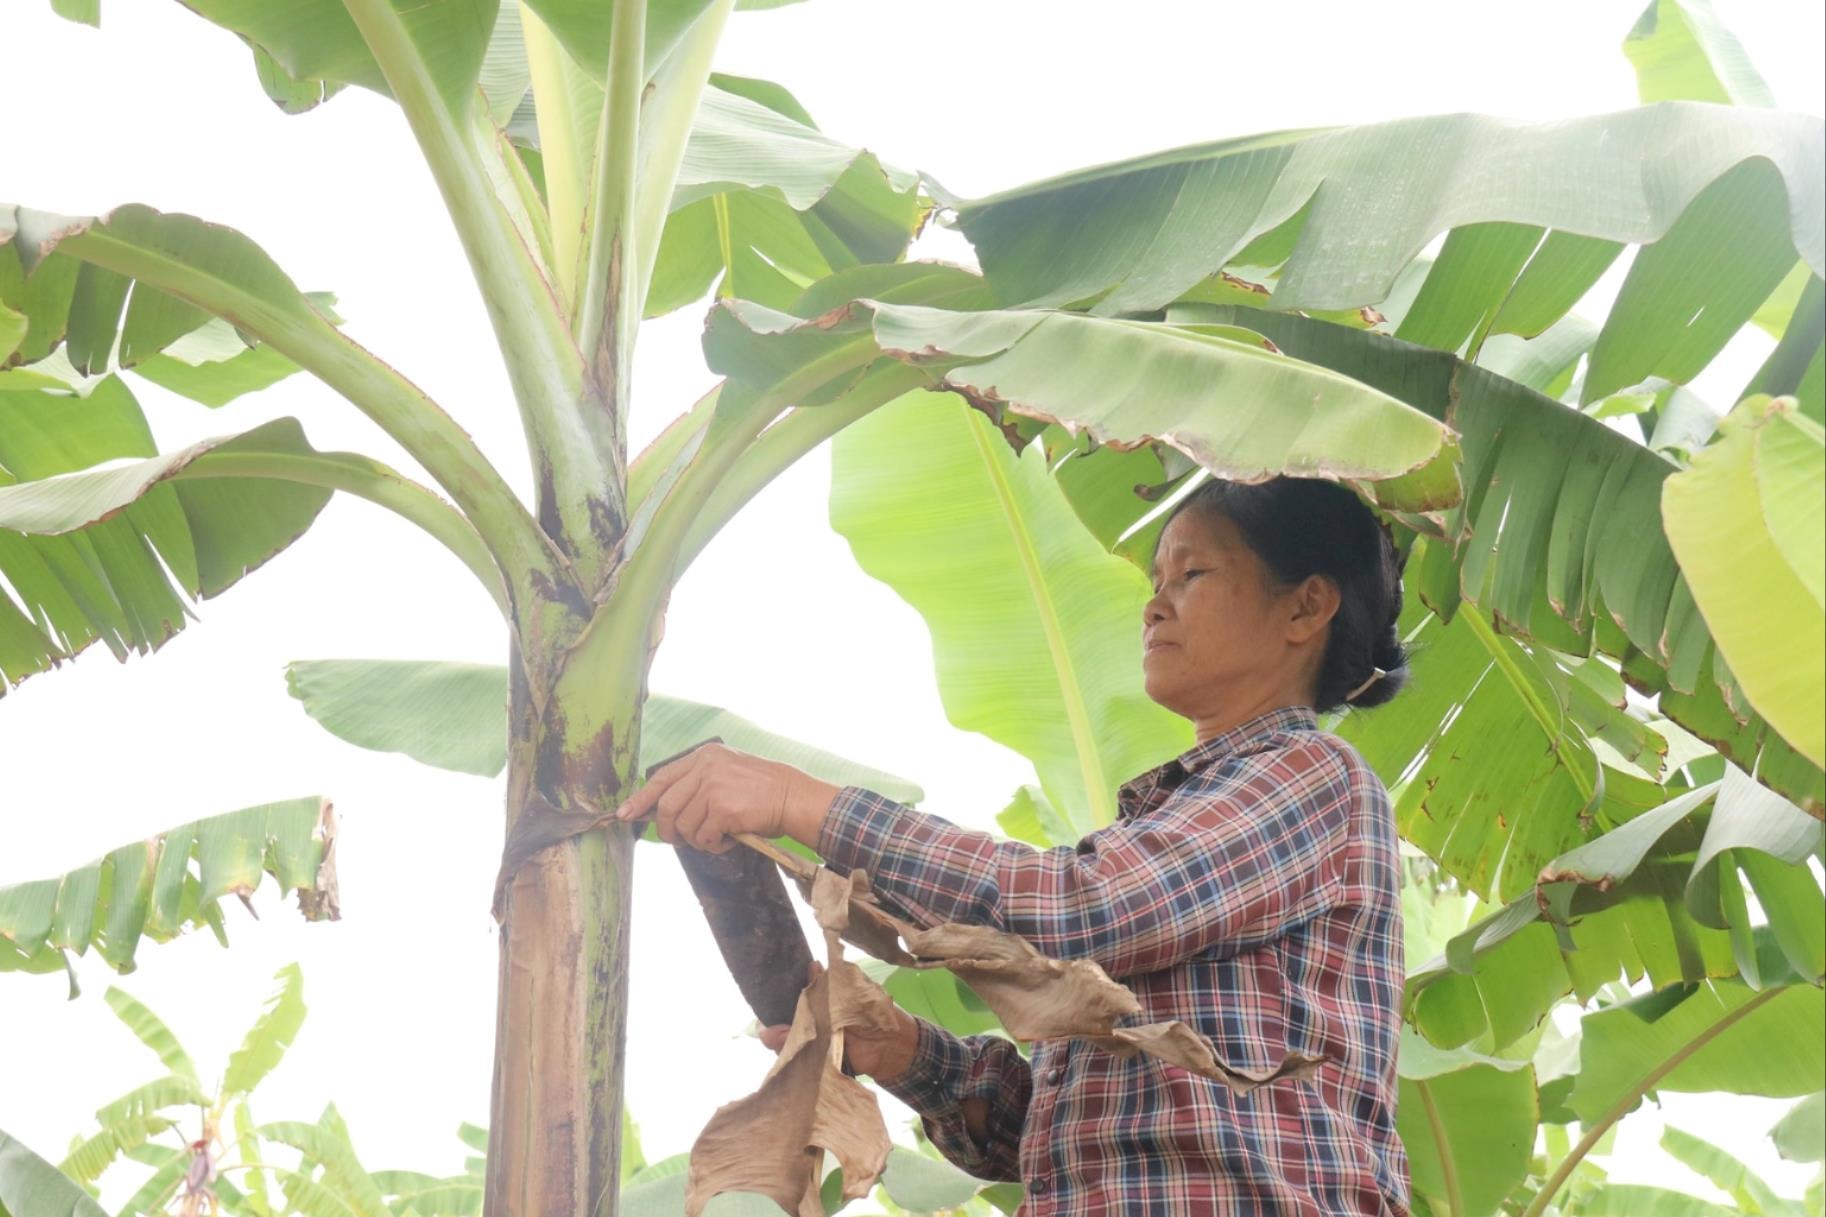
[616,475,1411,1216]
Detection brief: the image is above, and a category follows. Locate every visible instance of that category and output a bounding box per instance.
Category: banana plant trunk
[487,638,643,1215]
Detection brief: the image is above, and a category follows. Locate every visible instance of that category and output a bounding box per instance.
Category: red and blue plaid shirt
[817,705,1409,1216]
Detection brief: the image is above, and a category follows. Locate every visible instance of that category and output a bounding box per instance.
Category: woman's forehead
[1152,512,1234,573]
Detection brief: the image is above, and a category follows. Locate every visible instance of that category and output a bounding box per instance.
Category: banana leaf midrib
[966,415,1115,829]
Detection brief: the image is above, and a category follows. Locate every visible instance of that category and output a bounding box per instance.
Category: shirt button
[1030,1177,1049,1196]
[1047,1067,1064,1085]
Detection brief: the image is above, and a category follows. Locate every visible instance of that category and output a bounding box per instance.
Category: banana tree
[19,964,485,1217]
[4,1,1823,1214]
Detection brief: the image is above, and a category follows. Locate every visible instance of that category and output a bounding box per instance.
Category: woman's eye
[1150,570,1203,595]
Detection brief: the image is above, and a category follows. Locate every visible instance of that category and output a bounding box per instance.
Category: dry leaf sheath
[683,835,1325,1214]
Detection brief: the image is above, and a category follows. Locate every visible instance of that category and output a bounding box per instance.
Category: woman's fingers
[759,1024,790,1053]
[652,770,705,846]
[612,753,690,823]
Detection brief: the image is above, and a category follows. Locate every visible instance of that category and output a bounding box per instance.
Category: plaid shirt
[817,705,1409,1216]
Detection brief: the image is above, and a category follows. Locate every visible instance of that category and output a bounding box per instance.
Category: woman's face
[1142,507,1326,727]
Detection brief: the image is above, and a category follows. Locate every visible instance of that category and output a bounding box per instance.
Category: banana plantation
[1,0,1821,1214]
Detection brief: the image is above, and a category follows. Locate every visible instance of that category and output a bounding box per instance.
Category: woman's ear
[1287,574,1341,644]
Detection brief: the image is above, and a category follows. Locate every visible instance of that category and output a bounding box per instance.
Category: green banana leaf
[877,1145,994,1213]
[502,75,924,319]
[125,306,328,408]
[0,212,329,398]
[115,1145,192,1217]
[1169,304,1825,813]
[516,0,724,84]
[159,0,496,114]
[0,1129,107,1217]
[104,988,200,1086]
[1405,769,1822,1051]
[0,799,336,983]
[1624,0,1775,107]
[1567,975,1825,1125]
[830,388,1190,834]
[1659,1124,1809,1216]
[60,1077,203,1186]
[0,196,333,430]
[948,105,1822,354]
[1580,159,1799,405]
[1745,277,1824,424]
[0,379,333,696]
[705,295,1462,514]
[1339,596,1668,906]
[1664,396,1825,769]
[1396,1032,1538,1217]
[371,1168,484,1217]
[1771,1093,1825,1164]
[0,202,338,380]
[283,657,925,805]
[1576,1184,1744,1217]
[1685,765,1826,985]
[264,1106,392,1217]
[226,964,308,1096]
[668,84,920,255]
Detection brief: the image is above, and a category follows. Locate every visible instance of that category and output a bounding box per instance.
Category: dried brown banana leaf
[684,843,1328,1215]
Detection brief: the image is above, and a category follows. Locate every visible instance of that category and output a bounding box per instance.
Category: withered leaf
[807,866,1331,1090]
[685,950,890,1216]
[686,845,1332,1215]
[901,923,1141,1041]
[1094,1022,1325,1091]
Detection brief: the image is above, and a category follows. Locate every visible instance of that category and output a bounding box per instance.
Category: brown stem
[485,644,638,1217]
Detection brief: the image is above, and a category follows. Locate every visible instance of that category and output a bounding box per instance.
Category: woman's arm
[875,1019,1030,1182]
[819,736,1354,977]
[610,735,1354,976]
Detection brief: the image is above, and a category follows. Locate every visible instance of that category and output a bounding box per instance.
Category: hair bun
[1349,623,1409,709]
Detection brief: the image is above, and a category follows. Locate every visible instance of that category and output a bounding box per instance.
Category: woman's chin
[1141,664,1180,709]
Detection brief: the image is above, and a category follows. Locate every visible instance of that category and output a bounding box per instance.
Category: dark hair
[1157,476,1409,712]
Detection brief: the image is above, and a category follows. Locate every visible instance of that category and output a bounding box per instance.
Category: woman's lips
[1145,640,1176,654]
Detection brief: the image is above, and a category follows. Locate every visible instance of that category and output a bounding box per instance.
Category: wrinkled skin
[1141,507,1339,743]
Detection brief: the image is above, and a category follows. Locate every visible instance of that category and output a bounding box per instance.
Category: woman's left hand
[611,742,841,853]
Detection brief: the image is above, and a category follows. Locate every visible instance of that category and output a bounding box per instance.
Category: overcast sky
[3,0,1823,1209]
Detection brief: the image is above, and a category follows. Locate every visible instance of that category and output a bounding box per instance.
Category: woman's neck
[1192,686,1315,744]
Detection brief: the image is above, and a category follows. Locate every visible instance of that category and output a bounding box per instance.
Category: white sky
[3,0,1823,1209]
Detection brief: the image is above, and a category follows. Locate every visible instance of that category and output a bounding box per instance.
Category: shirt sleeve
[818,735,1352,978]
[873,1017,1030,1182]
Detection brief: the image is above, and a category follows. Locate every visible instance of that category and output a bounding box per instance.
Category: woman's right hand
[759,963,921,1082]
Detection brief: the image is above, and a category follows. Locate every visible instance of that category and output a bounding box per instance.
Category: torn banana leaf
[0,797,337,986]
[706,295,1461,516]
[803,861,1323,1092]
[1174,306,1823,814]
[1404,767,1823,1053]
[0,377,332,697]
[687,956,891,1217]
[684,837,1324,1213]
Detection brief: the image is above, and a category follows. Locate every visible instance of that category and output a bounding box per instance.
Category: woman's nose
[1143,594,1167,626]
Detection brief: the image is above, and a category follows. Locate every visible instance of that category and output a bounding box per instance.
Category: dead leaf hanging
[681,836,1327,1215]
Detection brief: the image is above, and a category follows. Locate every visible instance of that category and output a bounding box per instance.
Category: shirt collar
[1117,704,1319,813]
